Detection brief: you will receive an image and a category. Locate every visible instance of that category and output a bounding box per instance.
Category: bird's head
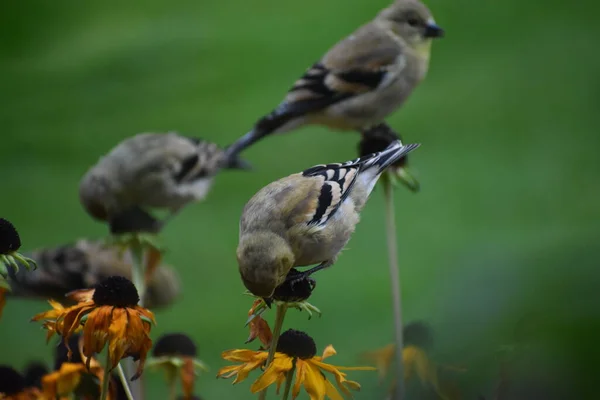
[377,0,444,52]
[237,232,295,298]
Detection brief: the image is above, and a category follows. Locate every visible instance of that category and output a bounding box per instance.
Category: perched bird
[79,132,250,231]
[237,140,420,297]
[7,239,180,309]
[225,0,443,158]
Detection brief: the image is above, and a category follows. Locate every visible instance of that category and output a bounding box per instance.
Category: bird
[236,140,420,297]
[79,132,251,231]
[6,239,180,309]
[224,0,443,159]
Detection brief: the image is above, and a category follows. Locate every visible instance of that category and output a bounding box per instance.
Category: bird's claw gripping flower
[358,124,420,193]
[217,329,376,399]
[0,218,37,279]
[31,275,156,381]
[147,333,209,400]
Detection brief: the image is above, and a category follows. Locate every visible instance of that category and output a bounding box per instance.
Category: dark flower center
[276,329,317,359]
[273,269,316,303]
[358,124,407,168]
[153,333,197,357]
[404,321,434,350]
[93,276,140,307]
[23,362,49,389]
[0,365,26,395]
[0,218,21,255]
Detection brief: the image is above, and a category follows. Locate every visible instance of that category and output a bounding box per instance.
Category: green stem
[281,363,296,400]
[258,303,288,400]
[116,363,135,400]
[383,179,405,400]
[99,350,111,400]
[128,239,146,400]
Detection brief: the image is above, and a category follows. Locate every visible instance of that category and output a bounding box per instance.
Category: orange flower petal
[66,288,95,303]
[0,287,7,320]
[320,345,336,361]
[246,315,273,348]
[181,358,195,398]
[292,360,306,399]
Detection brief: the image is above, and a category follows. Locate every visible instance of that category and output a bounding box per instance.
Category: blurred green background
[1,0,598,398]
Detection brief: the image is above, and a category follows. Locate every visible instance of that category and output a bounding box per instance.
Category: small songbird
[7,239,180,309]
[79,132,251,230]
[225,0,443,158]
[237,140,420,297]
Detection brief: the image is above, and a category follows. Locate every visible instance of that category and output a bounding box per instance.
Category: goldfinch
[225,0,443,158]
[237,140,420,297]
[79,132,250,230]
[6,239,180,309]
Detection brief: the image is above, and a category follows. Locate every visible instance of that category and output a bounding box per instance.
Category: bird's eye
[407,17,420,27]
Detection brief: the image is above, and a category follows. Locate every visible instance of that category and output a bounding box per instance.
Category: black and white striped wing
[302,157,366,227]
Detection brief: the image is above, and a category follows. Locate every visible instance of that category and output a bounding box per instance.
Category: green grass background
[1,0,598,398]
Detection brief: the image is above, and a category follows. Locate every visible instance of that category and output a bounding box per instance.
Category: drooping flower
[147,333,208,400]
[218,329,375,399]
[32,275,155,379]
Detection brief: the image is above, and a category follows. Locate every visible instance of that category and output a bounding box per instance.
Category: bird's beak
[424,23,444,38]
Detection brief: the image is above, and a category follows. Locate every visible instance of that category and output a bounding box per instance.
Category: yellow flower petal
[250,356,293,393]
[303,362,327,400]
[324,379,344,400]
[292,360,306,399]
[320,345,336,360]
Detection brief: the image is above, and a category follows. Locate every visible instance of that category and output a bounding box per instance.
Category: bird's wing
[172,137,223,183]
[254,25,404,133]
[301,157,368,227]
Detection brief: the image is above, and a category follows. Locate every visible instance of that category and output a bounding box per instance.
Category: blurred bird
[225,0,443,158]
[6,239,180,309]
[79,132,251,232]
[237,140,420,297]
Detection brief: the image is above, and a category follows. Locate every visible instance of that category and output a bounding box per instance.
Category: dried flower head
[32,276,155,380]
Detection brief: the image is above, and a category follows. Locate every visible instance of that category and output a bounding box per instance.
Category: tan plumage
[225,0,443,158]
[237,140,420,297]
[79,132,250,229]
[6,239,180,309]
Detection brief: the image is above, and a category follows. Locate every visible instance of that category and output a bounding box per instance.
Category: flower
[218,329,375,399]
[0,366,40,400]
[361,322,465,400]
[40,334,115,400]
[358,124,419,192]
[32,275,156,380]
[0,218,37,320]
[147,333,208,400]
[0,218,37,277]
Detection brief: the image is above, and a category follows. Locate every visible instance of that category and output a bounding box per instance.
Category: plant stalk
[128,239,146,400]
[383,178,405,400]
[99,350,111,400]
[258,303,288,400]
[116,363,135,400]
[281,364,296,400]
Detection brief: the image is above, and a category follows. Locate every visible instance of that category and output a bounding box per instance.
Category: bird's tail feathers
[361,140,420,176]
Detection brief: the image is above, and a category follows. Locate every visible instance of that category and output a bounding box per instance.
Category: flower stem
[128,239,146,400]
[383,178,405,400]
[281,364,296,400]
[116,363,135,400]
[100,350,111,400]
[258,303,288,400]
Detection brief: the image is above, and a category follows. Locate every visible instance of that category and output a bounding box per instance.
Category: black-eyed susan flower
[0,218,37,277]
[32,275,155,380]
[147,333,208,400]
[361,322,464,400]
[358,124,420,192]
[0,366,40,400]
[0,218,37,320]
[218,329,375,399]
